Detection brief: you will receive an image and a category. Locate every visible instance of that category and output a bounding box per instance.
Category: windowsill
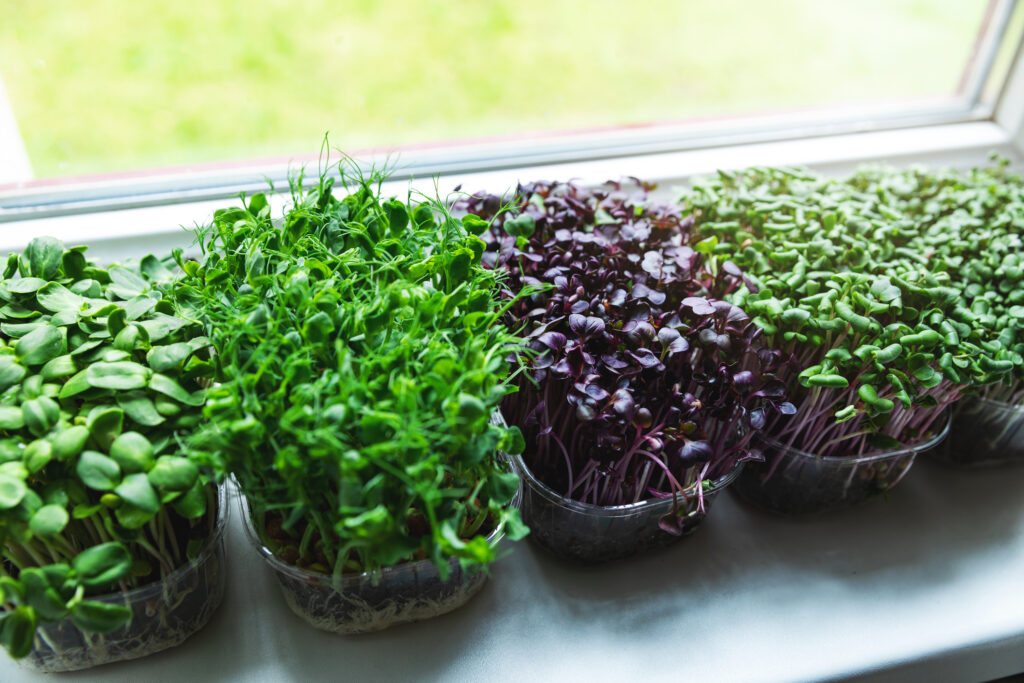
[3,461,1022,682]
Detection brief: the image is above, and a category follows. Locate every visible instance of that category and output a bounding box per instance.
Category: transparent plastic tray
[930,395,1024,468]
[510,454,742,562]
[239,490,517,634]
[21,486,228,673]
[732,414,951,515]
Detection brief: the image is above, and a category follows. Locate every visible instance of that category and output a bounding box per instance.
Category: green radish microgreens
[173,162,527,580]
[679,165,1017,457]
[0,239,217,659]
[842,158,1024,407]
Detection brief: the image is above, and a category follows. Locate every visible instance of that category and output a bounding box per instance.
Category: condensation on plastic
[510,454,743,562]
[732,413,951,515]
[930,395,1024,468]
[238,489,517,635]
[20,486,228,673]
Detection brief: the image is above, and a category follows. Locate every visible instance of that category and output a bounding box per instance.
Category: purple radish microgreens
[456,181,790,530]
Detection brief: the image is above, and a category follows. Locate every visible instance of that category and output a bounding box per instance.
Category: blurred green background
[0,0,990,178]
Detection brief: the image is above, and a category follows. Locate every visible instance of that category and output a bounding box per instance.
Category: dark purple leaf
[732,371,755,391]
[600,354,630,371]
[632,282,653,300]
[641,251,664,275]
[582,316,606,337]
[634,407,654,428]
[551,358,572,376]
[630,348,663,369]
[532,351,555,370]
[657,327,689,355]
[612,388,635,417]
[576,403,597,421]
[625,321,656,344]
[722,260,743,277]
[570,300,590,314]
[536,331,567,350]
[678,440,713,466]
[682,296,716,315]
[754,379,786,398]
[646,289,667,305]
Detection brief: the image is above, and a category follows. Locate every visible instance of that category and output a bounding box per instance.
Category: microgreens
[0,239,217,659]
[456,181,791,527]
[679,163,1020,457]
[172,161,527,580]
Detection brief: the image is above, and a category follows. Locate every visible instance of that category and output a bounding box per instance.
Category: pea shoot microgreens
[173,161,527,580]
[0,239,217,658]
[456,181,791,524]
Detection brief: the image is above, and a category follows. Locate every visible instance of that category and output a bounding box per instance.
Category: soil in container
[19,487,228,673]
[238,490,515,634]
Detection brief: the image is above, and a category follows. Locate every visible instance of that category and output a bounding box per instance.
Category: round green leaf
[114,502,156,529]
[0,606,37,659]
[71,542,132,590]
[20,236,64,280]
[0,473,27,509]
[29,504,69,536]
[147,456,198,491]
[85,361,151,391]
[171,481,208,519]
[0,356,27,392]
[52,425,90,461]
[24,439,53,473]
[15,325,65,366]
[86,407,124,450]
[35,282,85,314]
[40,354,77,380]
[0,406,25,431]
[108,432,154,474]
[113,473,159,513]
[22,396,60,437]
[148,373,204,406]
[146,343,192,373]
[117,395,165,427]
[7,277,48,294]
[76,451,121,491]
[70,600,131,635]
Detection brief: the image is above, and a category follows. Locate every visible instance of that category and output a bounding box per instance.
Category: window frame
[0,0,1023,256]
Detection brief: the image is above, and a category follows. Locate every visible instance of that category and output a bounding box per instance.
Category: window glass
[0,0,1001,180]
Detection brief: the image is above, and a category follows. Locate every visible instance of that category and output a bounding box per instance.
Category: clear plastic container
[510,454,743,562]
[929,395,1024,468]
[238,490,517,635]
[20,486,228,673]
[732,414,951,515]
